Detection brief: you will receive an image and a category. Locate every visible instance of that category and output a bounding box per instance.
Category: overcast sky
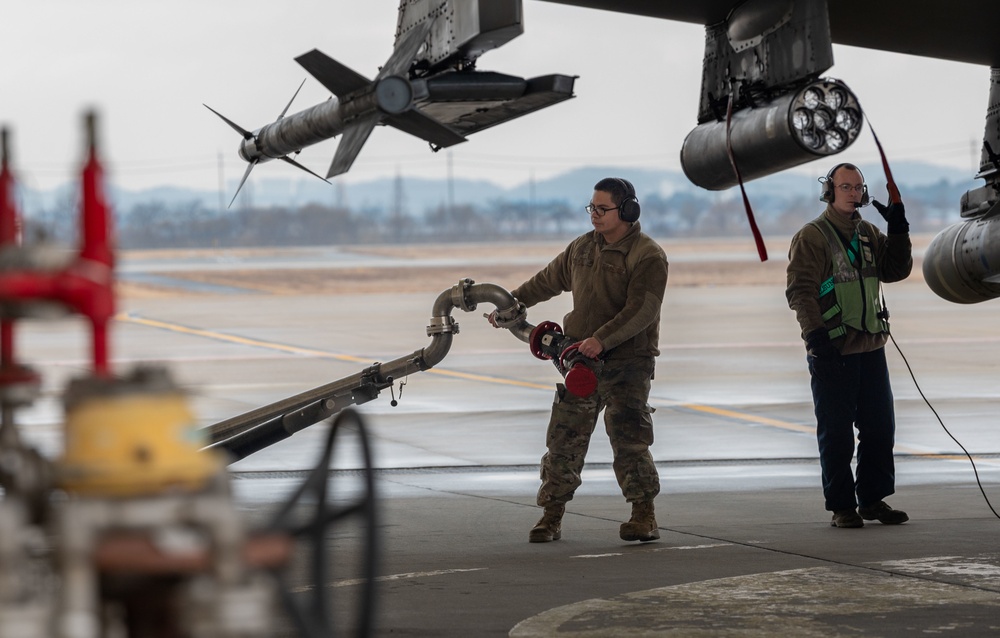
[1,1,991,195]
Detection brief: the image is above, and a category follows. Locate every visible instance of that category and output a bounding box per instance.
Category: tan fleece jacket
[511,222,667,359]
[511,222,668,360]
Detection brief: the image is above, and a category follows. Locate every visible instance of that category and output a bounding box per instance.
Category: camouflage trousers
[536,356,660,506]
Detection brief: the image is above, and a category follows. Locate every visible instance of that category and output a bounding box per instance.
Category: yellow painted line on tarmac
[903,451,1000,464]
[668,402,816,435]
[117,312,553,391]
[119,312,371,362]
[424,366,551,389]
[661,397,989,462]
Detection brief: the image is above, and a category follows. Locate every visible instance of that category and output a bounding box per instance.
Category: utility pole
[335,181,345,210]
[529,169,537,233]
[392,166,406,242]
[217,152,225,215]
[530,170,536,201]
[447,151,455,216]
[393,167,404,220]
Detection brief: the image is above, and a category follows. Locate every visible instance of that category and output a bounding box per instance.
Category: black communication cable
[881,290,1000,520]
[889,330,1000,520]
[865,111,999,520]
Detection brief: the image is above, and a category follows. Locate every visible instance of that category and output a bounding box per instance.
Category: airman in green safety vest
[786,163,912,530]
[812,216,889,342]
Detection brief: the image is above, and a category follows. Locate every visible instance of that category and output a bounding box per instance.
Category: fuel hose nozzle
[528,321,602,398]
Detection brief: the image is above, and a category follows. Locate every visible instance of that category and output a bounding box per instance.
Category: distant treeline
[25,182,966,249]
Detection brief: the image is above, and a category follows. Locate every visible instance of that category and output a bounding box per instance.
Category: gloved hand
[805,328,843,383]
[872,198,909,234]
[487,301,526,329]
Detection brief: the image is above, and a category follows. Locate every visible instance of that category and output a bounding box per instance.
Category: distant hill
[16,160,980,219]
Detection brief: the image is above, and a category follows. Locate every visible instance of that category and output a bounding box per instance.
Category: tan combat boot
[619,501,659,542]
[528,504,565,543]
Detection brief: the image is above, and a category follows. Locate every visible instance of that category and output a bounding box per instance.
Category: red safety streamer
[726,94,769,262]
[867,117,902,204]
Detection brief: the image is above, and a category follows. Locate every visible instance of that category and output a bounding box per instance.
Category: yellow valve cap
[59,378,222,497]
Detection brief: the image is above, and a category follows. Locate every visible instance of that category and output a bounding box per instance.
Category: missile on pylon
[206,0,576,206]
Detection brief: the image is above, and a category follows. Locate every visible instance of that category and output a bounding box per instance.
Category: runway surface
[15,240,1000,636]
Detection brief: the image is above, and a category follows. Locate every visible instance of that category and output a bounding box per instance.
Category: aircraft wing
[536,0,1000,67]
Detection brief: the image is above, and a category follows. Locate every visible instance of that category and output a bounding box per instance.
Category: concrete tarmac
[15,241,1000,636]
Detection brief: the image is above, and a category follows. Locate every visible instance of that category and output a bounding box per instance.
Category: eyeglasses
[585,204,619,217]
[835,183,866,193]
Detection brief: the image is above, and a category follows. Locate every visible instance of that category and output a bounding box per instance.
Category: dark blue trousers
[808,347,897,512]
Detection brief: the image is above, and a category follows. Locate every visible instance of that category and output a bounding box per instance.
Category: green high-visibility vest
[810,217,887,340]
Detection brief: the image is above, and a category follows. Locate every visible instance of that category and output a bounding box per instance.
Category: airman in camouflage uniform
[498,177,668,543]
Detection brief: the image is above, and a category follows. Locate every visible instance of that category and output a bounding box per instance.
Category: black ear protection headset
[614,177,641,223]
[819,163,870,206]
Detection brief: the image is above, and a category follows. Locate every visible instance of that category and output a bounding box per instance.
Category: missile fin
[204,104,252,139]
[277,78,307,120]
[385,109,466,148]
[295,49,370,97]
[378,18,435,79]
[279,155,330,184]
[327,116,378,178]
[229,159,257,209]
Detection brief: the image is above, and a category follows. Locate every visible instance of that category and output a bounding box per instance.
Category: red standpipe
[0,116,115,377]
[78,121,115,375]
[0,130,19,372]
